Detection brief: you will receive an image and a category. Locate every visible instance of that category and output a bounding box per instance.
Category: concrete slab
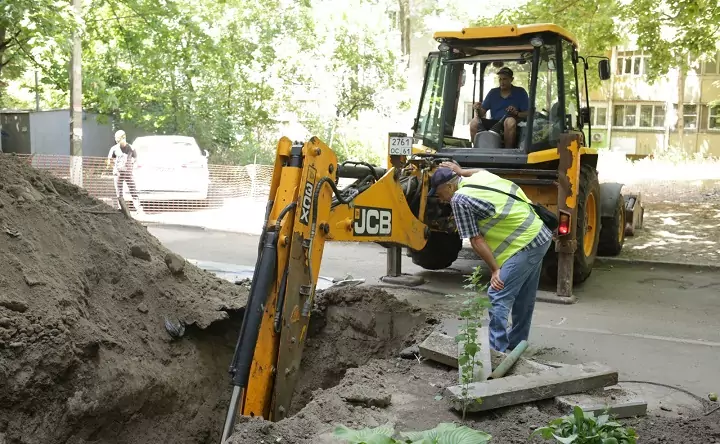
[418,329,554,380]
[419,331,458,368]
[444,362,619,413]
[556,385,648,418]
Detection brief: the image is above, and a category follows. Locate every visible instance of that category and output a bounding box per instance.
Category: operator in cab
[469,67,529,148]
[429,162,552,353]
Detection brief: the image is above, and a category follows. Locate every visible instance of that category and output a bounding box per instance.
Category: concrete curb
[595,256,720,271]
[139,221,262,236]
[460,248,719,272]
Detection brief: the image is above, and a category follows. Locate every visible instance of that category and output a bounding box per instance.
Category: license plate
[388,136,413,156]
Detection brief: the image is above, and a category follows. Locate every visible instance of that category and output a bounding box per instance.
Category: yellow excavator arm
[220,136,436,441]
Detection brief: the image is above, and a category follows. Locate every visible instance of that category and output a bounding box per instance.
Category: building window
[613,103,665,128]
[708,105,719,130]
[589,105,607,127]
[683,104,698,130]
[614,104,637,127]
[639,104,665,128]
[616,52,649,76]
[463,102,474,125]
[704,52,719,75]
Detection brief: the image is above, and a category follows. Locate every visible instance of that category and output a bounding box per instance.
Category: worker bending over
[469,67,528,148]
[430,162,552,352]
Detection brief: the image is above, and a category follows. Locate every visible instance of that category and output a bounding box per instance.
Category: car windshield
[133,137,201,160]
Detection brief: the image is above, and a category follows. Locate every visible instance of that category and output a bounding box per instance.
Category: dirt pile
[0,154,248,444]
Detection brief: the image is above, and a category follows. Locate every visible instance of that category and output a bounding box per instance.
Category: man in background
[107,129,144,215]
[469,67,529,148]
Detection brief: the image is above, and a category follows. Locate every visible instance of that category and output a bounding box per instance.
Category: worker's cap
[114,130,126,143]
[428,167,457,196]
[497,67,513,77]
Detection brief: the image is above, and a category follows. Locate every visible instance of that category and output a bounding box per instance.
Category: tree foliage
[621,0,720,81]
[3,0,409,164]
[0,0,79,99]
[473,0,623,91]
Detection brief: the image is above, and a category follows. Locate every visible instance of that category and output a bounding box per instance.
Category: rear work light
[558,209,571,235]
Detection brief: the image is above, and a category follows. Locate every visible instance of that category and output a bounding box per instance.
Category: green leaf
[333,424,396,444]
[552,433,578,444]
[401,423,457,441]
[401,423,491,444]
[602,438,619,444]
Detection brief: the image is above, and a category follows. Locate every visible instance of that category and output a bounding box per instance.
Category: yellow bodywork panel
[563,138,581,209]
[433,23,579,47]
[326,168,428,251]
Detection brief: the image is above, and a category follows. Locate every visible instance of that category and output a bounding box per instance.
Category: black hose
[341,160,380,180]
[274,202,297,231]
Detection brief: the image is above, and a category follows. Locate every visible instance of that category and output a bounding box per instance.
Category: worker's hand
[473,102,482,110]
[490,269,504,291]
[505,106,518,117]
[439,161,462,175]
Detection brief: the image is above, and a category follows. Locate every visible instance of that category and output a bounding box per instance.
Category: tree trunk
[676,66,685,152]
[398,0,411,66]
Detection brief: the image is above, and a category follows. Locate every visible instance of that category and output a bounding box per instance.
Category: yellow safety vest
[455,170,544,267]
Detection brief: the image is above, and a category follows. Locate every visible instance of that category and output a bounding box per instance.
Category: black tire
[542,165,601,285]
[598,194,625,256]
[409,231,462,270]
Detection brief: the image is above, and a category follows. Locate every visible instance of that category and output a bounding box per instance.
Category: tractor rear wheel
[409,231,462,270]
[542,164,601,285]
[598,194,626,256]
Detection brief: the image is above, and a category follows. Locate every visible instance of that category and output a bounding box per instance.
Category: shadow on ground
[621,202,720,264]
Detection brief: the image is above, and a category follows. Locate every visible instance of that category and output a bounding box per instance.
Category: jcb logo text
[353,207,392,236]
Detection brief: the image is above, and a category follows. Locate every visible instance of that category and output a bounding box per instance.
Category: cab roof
[433,23,579,48]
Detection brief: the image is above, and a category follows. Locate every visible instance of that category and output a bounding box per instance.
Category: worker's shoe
[133,198,145,216]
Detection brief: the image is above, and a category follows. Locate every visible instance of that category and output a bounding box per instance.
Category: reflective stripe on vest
[456,171,543,266]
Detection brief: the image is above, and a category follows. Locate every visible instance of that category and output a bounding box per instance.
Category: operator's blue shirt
[481,86,529,120]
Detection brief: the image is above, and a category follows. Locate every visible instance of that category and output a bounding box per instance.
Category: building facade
[588,47,720,157]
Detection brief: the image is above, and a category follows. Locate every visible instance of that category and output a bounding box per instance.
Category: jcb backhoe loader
[219,23,643,442]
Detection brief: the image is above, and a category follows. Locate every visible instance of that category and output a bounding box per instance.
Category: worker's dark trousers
[486,238,552,352]
[114,170,140,205]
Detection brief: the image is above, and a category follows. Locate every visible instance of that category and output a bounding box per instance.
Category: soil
[228,285,720,444]
[0,154,248,444]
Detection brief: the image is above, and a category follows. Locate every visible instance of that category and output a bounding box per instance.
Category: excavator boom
[221,136,431,441]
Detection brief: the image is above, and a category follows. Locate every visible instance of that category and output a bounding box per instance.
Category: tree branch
[0,30,22,51]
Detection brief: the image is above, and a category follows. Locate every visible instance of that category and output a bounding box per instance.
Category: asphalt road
[149,225,720,399]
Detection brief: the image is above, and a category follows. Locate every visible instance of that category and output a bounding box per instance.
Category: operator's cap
[428,167,457,196]
[497,67,513,77]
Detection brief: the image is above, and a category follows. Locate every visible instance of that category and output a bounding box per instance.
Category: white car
[123,135,210,202]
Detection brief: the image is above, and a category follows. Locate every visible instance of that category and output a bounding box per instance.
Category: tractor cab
[412,24,611,167]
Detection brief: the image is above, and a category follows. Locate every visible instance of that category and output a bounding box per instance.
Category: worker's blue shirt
[481,86,529,120]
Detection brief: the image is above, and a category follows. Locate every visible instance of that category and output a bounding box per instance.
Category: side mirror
[580,107,591,126]
[598,59,611,80]
[203,149,209,158]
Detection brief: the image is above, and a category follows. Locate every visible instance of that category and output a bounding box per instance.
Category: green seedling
[532,406,638,444]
